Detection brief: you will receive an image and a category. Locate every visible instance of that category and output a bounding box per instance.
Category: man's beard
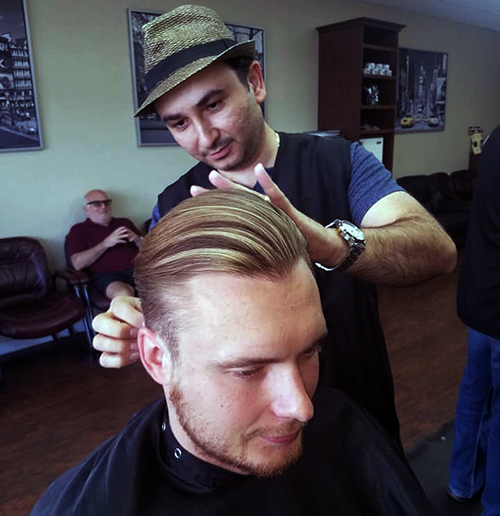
[169,384,305,477]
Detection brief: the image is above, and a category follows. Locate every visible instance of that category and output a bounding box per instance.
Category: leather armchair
[0,237,85,388]
[397,170,474,248]
[63,237,110,344]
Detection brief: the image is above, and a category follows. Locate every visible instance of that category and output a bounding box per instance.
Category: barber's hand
[103,227,131,248]
[190,164,348,267]
[92,296,144,368]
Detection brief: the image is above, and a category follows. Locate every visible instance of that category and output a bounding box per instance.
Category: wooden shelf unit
[361,105,396,110]
[317,17,405,171]
[360,129,394,136]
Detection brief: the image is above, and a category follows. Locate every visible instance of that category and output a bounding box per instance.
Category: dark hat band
[145,38,237,94]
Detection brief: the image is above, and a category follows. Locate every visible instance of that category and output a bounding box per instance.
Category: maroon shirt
[66,217,140,275]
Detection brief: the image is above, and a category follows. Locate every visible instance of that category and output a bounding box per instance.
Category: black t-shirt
[31,388,436,516]
[457,125,500,339]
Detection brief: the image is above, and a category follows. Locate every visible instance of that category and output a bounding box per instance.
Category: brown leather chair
[63,237,111,343]
[0,237,85,388]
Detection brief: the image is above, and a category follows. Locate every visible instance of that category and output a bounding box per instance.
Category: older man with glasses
[66,189,143,300]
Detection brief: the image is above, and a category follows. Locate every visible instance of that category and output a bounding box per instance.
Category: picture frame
[396,47,448,134]
[0,0,43,152]
[127,8,265,147]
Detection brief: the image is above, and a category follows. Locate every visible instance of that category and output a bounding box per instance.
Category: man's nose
[196,120,219,149]
[269,368,314,423]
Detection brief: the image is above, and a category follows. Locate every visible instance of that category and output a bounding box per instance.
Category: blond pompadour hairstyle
[134,189,311,360]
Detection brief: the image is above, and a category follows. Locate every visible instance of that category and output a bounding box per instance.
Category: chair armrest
[54,268,91,285]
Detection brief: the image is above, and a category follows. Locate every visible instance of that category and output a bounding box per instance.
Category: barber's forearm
[344,215,457,286]
[70,242,108,270]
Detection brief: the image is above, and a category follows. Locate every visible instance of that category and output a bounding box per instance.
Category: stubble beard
[169,384,304,477]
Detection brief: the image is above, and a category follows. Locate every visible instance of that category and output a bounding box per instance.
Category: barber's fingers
[93,333,138,354]
[207,170,249,190]
[190,185,209,197]
[190,172,248,198]
[254,164,295,213]
[92,297,143,368]
[121,296,144,321]
[93,322,140,368]
[92,329,140,369]
[191,168,273,201]
[93,296,143,336]
[98,349,141,369]
[190,166,285,208]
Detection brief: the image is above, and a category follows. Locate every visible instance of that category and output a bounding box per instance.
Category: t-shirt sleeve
[348,142,404,226]
[150,203,161,231]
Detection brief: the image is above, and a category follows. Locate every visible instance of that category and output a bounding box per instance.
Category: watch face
[341,221,364,241]
[350,226,365,240]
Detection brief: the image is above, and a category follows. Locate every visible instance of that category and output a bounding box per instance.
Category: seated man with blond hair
[66,189,143,300]
[33,190,436,515]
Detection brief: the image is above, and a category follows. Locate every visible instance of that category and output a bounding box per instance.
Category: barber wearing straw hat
[93,5,456,443]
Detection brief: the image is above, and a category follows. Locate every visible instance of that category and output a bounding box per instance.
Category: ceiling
[360,0,500,32]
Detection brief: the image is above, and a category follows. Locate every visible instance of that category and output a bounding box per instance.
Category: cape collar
[160,411,243,494]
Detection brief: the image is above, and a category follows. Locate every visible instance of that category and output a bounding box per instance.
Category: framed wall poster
[127,9,265,146]
[0,0,43,152]
[396,48,448,134]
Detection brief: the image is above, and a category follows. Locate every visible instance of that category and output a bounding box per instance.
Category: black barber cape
[31,388,436,516]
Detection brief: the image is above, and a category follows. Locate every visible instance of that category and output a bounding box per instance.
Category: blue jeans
[449,328,500,515]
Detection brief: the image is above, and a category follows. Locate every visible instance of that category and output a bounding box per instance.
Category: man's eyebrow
[213,331,328,369]
[161,89,225,123]
[162,112,182,123]
[195,89,224,109]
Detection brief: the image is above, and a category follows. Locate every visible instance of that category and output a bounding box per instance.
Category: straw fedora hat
[134,5,256,118]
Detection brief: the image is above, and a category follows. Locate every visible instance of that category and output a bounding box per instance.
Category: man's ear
[138,327,174,386]
[247,61,267,104]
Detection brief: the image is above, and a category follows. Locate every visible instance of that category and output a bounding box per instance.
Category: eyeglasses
[86,199,113,208]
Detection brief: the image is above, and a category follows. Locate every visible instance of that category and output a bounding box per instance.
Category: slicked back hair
[134,189,311,360]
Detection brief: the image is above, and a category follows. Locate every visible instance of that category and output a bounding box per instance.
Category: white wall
[2,0,500,270]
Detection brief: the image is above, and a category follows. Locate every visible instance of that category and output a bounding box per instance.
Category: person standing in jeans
[448,125,500,515]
